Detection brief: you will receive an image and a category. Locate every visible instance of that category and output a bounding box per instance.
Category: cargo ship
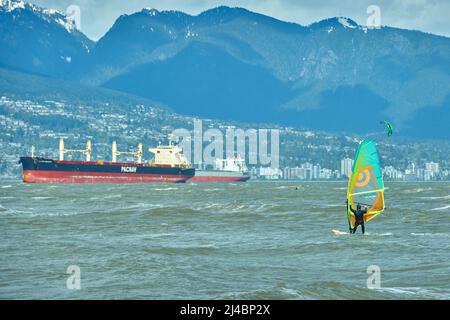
[188,158,250,182]
[19,136,194,184]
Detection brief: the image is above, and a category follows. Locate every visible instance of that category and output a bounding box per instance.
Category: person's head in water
[357,204,361,210]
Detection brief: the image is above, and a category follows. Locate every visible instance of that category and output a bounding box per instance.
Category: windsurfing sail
[347,140,385,230]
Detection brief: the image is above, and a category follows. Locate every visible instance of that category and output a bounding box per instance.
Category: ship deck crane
[59,138,92,161]
[112,141,143,164]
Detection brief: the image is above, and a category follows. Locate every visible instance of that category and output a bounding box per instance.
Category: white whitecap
[431,205,450,211]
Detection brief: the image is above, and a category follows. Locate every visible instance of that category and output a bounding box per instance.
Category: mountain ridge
[1,0,449,139]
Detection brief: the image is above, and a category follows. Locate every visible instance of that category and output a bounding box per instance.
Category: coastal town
[254,159,447,181]
[1,95,449,181]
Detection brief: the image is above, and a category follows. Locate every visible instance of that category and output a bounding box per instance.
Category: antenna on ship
[112,141,143,164]
[59,138,92,161]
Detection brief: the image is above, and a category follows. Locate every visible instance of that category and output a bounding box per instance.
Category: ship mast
[59,138,92,161]
[112,141,143,163]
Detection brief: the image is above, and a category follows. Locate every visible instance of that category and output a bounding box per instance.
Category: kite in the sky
[380,121,393,137]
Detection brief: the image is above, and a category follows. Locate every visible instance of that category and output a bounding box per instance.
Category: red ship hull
[23,170,189,184]
[19,157,195,184]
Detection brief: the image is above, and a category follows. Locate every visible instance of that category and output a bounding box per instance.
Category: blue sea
[0,181,449,299]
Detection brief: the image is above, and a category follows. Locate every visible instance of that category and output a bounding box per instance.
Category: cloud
[28,0,450,40]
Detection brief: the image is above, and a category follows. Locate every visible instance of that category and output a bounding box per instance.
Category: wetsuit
[349,205,367,234]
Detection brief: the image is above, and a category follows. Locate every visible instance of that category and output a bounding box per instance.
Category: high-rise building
[405,162,417,181]
[320,168,333,180]
[283,167,291,180]
[312,164,321,180]
[425,162,440,174]
[340,158,354,178]
[383,166,403,180]
[302,162,313,180]
[406,162,416,175]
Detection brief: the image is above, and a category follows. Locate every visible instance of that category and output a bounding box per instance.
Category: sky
[29,0,450,40]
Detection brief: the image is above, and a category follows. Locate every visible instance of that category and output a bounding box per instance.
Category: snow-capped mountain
[1,0,75,32]
[0,0,93,77]
[1,2,449,139]
[0,0,25,12]
[90,7,449,138]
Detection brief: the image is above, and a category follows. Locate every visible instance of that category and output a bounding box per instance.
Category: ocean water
[0,181,449,300]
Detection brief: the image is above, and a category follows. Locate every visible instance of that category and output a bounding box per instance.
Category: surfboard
[331,229,350,235]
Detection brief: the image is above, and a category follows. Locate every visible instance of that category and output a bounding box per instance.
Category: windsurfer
[348,202,367,234]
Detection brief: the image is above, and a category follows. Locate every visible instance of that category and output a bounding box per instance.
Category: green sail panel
[347,140,385,228]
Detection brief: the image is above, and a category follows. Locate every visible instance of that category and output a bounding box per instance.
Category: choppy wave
[411,232,450,237]
[275,185,301,190]
[142,233,176,239]
[419,195,450,200]
[145,243,219,255]
[1,181,450,299]
[31,196,52,200]
[403,187,433,194]
[214,282,426,300]
[322,204,343,208]
[431,205,450,211]
[104,194,122,199]
[123,203,164,210]
[2,208,34,216]
[376,287,450,299]
[216,286,306,300]
[366,232,393,237]
[195,201,294,215]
